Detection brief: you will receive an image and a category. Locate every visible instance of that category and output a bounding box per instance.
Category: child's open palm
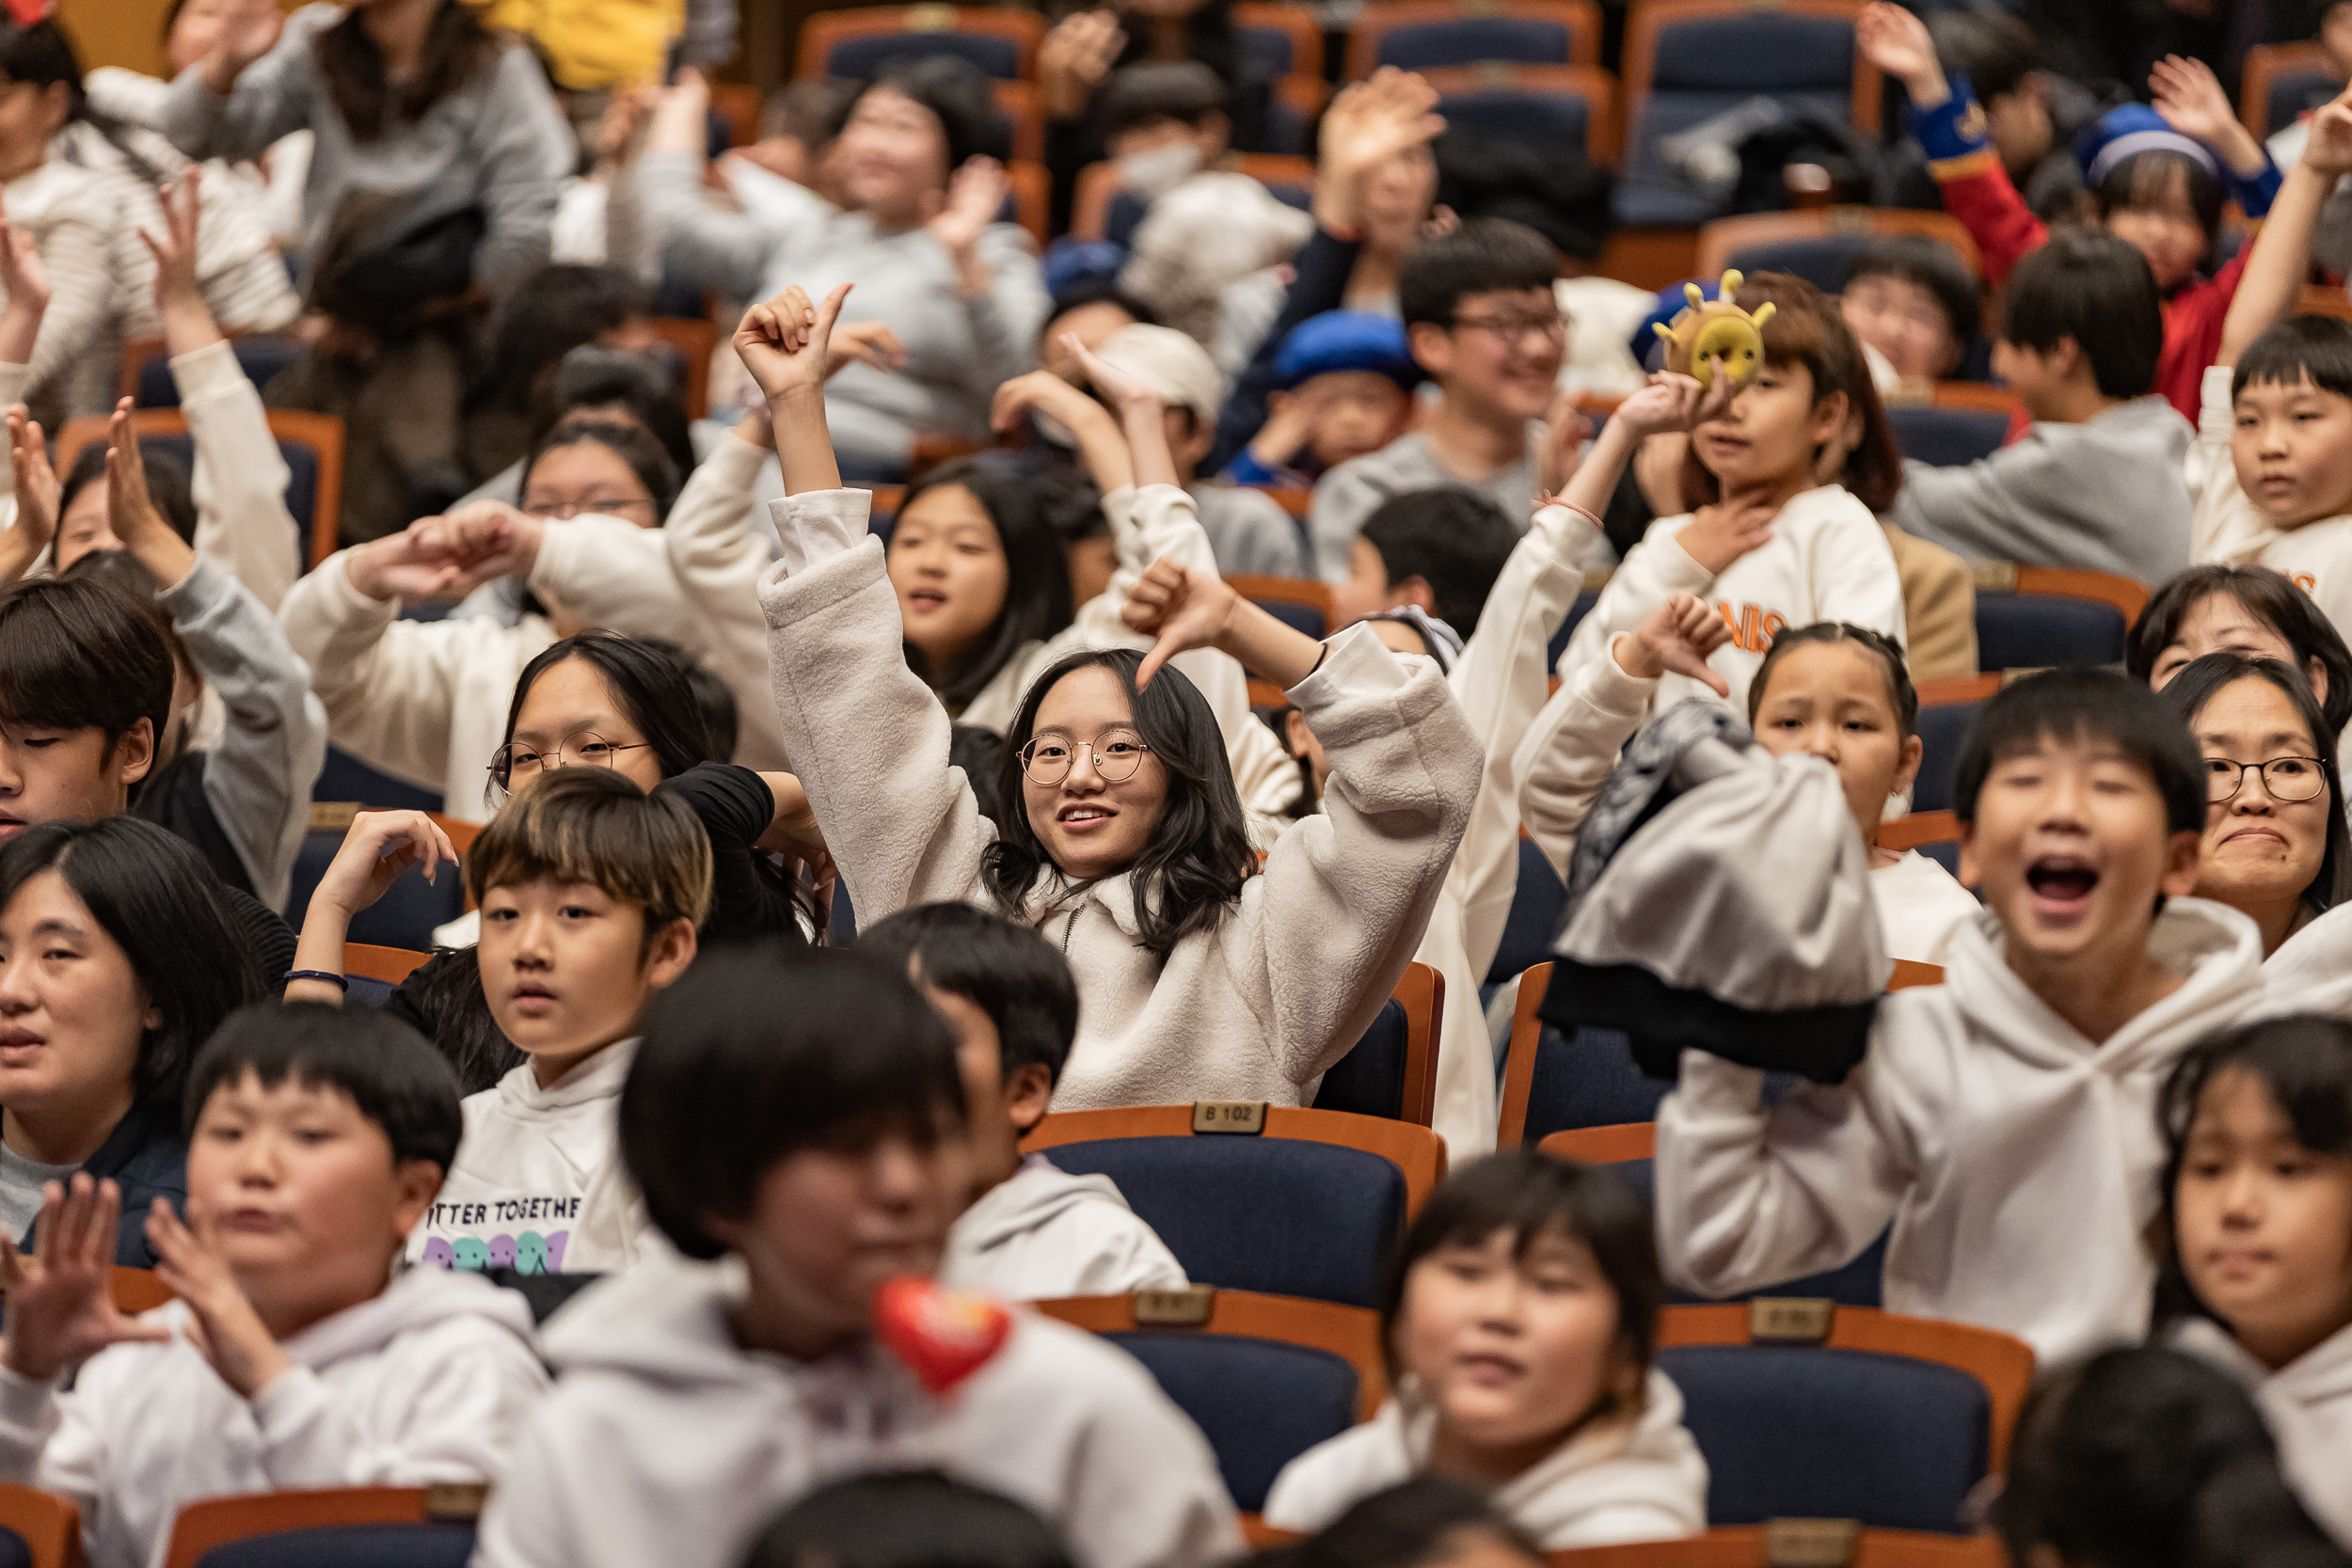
[147,1202,289,1400]
[1617,592,1734,696]
[926,158,1007,258]
[6,408,56,559]
[2150,55,2237,149]
[734,283,849,408]
[1614,371,1736,440]
[0,202,48,319]
[137,167,204,320]
[0,1177,172,1383]
[2303,88,2352,178]
[1855,4,1944,97]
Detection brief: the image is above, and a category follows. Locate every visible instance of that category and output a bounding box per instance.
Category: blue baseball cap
[1274,310,1418,390]
[2074,103,2218,186]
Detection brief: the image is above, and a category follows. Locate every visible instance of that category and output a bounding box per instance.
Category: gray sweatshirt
[160,5,572,296]
[1306,428,1545,583]
[1883,394,2195,589]
[638,151,1048,470]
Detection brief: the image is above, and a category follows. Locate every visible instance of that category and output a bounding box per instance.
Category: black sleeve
[655,762,809,948]
[221,884,297,983]
[1204,228,1366,477]
[382,949,457,1037]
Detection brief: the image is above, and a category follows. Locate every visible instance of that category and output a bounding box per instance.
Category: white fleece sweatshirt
[1555,484,1907,715]
[471,1252,1241,1568]
[2172,1315,2352,1547]
[0,1267,547,1568]
[2190,363,2352,648]
[1657,897,2271,1366]
[408,1039,648,1276]
[1263,1370,1708,1548]
[759,489,1482,1111]
[940,1155,1186,1300]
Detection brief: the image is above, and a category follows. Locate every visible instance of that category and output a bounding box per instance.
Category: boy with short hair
[0,1002,548,1568]
[473,945,1240,1568]
[1221,309,1418,490]
[1657,670,2265,1366]
[1307,218,1595,583]
[860,903,1186,1300]
[1839,235,1980,388]
[1883,230,2196,588]
[1331,486,1522,640]
[1871,1,2098,223]
[405,768,707,1276]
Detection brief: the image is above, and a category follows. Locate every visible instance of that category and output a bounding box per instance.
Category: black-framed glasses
[1019,729,1152,785]
[2205,754,2329,804]
[490,730,652,799]
[520,495,660,520]
[1450,309,1569,345]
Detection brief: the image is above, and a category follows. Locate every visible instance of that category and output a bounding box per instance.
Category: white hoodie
[407,1039,649,1275]
[1657,897,2270,1367]
[471,1252,1242,1568]
[939,1156,1186,1300]
[1263,1370,1708,1548]
[2172,1316,2352,1548]
[0,1267,547,1568]
[2188,363,2352,650]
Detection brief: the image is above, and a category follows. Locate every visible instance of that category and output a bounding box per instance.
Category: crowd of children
[14,0,2352,1565]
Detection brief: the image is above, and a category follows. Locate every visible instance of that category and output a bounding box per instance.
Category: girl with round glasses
[743,282,1480,1111]
[2159,652,2352,957]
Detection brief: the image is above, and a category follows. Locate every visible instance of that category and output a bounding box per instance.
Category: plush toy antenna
[1655,269,1774,390]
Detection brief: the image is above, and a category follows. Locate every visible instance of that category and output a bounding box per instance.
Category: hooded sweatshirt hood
[2172,1316,2352,1547]
[940,1156,1187,1300]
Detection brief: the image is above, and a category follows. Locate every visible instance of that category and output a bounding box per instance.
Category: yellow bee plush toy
[1653,270,1775,389]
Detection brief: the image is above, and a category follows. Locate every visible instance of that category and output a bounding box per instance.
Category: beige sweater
[760,488,1482,1109]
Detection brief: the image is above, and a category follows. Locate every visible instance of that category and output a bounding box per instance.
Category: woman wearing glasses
[2159,653,2352,959]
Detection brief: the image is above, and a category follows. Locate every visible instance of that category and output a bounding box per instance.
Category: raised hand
[147,1201,290,1401]
[0,1177,173,1383]
[1039,9,1126,119]
[0,201,48,326]
[1068,331,1160,417]
[991,367,1103,436]
[138,167,207,323]
[2303,86,2352,179]
[1614,370,1738,440]
[1316,69,1445,232]
[310,809,461,920]
[2150,55,2236,148]
[202,0,284,92]
[425,499,544,590]
[733,282,849,408]
[927,157,1007,259]
[5,407,56,560]
[1677,494,1780,576]
[1855,4,1947,105]
[829,321,907,377]
[1614,592,1734,696]
[1122,558,1246,689]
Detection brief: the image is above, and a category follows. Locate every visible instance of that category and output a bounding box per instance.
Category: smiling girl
[1264,1151,1706,1547]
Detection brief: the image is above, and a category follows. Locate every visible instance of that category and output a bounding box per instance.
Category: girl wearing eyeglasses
[747,281,1479,1111]
[2158,653,2352,958]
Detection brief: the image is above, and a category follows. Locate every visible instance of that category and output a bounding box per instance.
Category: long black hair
[493,631,718,810]
[980,647,1254,958]
[0,18,171,184]
[0,817,264,1116]
[892,453,1075,714]
[2159,654,2352,922]
[2131,565,2352,741]
[315,0,499,141]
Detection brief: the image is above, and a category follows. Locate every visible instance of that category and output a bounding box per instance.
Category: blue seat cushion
[0,1528,31,1568]
[287,827,462,943]
[1975,590,2126,671]
[1379,17,1575,71]
[120,433,313,564]
[195,1523,478,1568]
[1433,88,1590,155]
[1910,699,1983,816]
[1313,998,1408,1120]
[1725,234,1874,295]
[1251,596,1327,640]
[1522,1025,1670,1142]
[135,335,306,408]
[1885,404,2010,469]
[1107,1332,1360,1511]
[314,746,443,814]
[1237,23,1294,76]
[2269,69,2343,141]
[824,32,1023,79]
[1486,838,1565,986]
[1046,1137,1405,1307]
[1658,1342,1987,1531]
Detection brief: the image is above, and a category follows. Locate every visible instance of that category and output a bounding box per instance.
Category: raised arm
[286,812,461,1004]
[2220,88,2352,368]
[163,5,311,164]
[638,71,787,304]
[468,44,572,295]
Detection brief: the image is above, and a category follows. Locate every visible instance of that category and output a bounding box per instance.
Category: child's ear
[110,718,157,788]
[389,1160,445,1239]
[1004,1063,1054,1132]
[1283,706,1311,757]
[2161,828,2204,898]
[1199,111,1231,157]
[1407,321,1454,379]
[1393,575,1438,615]
[1956,820,1978,888]
[644,916,699,990]
[1893,733,1924,798]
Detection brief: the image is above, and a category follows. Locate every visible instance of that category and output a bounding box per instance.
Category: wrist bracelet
[284,970,349,991]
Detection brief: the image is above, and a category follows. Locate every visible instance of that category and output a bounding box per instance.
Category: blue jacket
[16,1104,189,1269]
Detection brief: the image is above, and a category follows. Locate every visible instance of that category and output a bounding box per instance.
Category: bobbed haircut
[1380,1150,1663,1391]
[1359,486,1521,640]
[540,345,696,479]
[1263,1479,1543,1568]
[184,1001,463,1169]
[2158,653,2352,919]
[891,452,1075,712]
[622,944,966,1259]
[1748,622,1919,740]
[1954,668,2208,835]
[859,903,1081,1085]
[2233,313,2352,406]
[0,817,263,1116]
[1991,1346,2344,1568]
[981,646,1257,960]
[741,1472,1073,1568]
[0,575,173,752]
[1101,60,1228,136]
[2155,1014,2352,1334]
[1999,230,2164,400]
[1398,217,1560,331]
[1842,233,1981,351]
[2094,149,2228,258]
[59,440,197,545]
[1677,272,1903,514]
[524,416,682,522]
[2130,564,2352,740]
[464,768,713,940]
[494,631,720,809]
[832,54,1009,176]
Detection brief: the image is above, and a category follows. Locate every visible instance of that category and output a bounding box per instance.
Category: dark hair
[981,647,1256,959]
[1924,1,2039,102]
[539,346,696,481]
[1677,272,1904,514]
[473,265,650,425]
[1398,218,1560,331]
[0,817,263,1115]
[742,1472,1073,1568]
[2000,230,2164,399]
[464,768,713,939]
[2131,565,2352,739]
[183,1001,463,1169]
[891,453,1075,712]
[524,417,682,522]
[859,904,1081,1085]
[0,576,173,756]
[1842,234,1982,354]
[1358,487,1521,639]
[1991,1346,2347,1568]
[2095,150,2229,262]
[951,723,1009,823]
[315,0,499,141]
[58,441,197,546]
[1381,1150,1663,1396]
[1264,1480,1542,1568]
[2233,314,2352,406]
[409,949,523,1097]
[1102,61,1229,138]
[0,18,167,184]
[2160,654,2352,918]
[638,637,739,763]
[622,944,966,1259]
[759,79,853,146]
[56,553,199,737]
[494,631,719,809]
[2155,1014,2352,1333]
[1044,277,1158,334]
[831,54,1008,177]
[1748,621,1920,739]
[1954,668,2207,834]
